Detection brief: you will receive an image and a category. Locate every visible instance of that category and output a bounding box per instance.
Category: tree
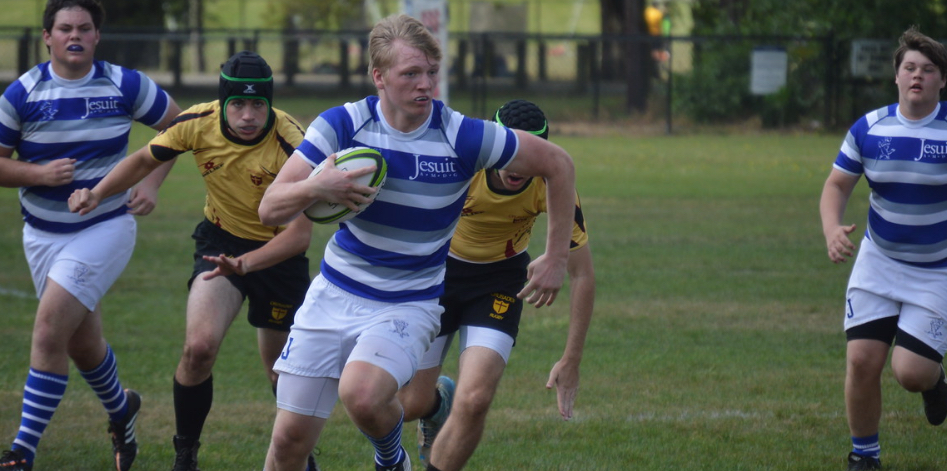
[678,0,947,127]
[97,0,170,69]
[600,0,651,113]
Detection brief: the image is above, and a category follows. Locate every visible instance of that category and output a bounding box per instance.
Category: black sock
[421,389,443,420]
[427,464,442,471]
[173,375,213,440]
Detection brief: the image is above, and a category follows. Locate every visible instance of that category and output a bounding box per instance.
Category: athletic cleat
[375,450,411,471]
[922,365,947,426]
[847,452,881,470]
[0,450,31,471]
[108,389,141,471]
[418,376,454,466]
[171,436,200,471]
[306,449,320,471]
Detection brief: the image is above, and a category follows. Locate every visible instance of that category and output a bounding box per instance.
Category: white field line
[0,285,33,299]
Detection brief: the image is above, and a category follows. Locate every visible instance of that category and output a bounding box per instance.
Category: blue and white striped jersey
[296,96,519,302]
[834,103,947,268]
[0,61,170,233]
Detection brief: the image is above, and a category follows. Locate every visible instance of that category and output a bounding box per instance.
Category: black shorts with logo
[438,252,530,341]
[189,219,310,332]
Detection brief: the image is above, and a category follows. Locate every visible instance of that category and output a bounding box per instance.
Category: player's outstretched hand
[68,188,99,215]
[41,158,76,187]
[308,153,377,212]
[825,223,857,263]
[547,359,580,420]
[518,253,566,307]
[202,254,249,279]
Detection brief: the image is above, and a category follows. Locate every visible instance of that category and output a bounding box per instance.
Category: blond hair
[367,14,441,77]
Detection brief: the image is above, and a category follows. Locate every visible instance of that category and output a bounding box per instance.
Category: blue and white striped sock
[852,433,880,459]
[79,345,128,421]
[364,412,406,467]
[12,368,68,463]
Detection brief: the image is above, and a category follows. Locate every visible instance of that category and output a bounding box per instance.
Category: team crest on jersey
[201,160,223,177]
[40,101,57,121]
[877,137,895,160]
[250,173,263,186]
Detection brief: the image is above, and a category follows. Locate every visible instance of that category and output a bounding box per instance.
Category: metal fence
[0,26,895,132]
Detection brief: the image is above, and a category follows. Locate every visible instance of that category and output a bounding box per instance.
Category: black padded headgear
[219,51,274,114]
[494,99,548,140]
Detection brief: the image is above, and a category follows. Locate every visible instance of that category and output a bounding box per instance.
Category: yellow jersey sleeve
[450,170,588,263]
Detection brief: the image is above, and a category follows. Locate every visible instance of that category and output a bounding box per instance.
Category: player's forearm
[0,155,47,187]
[543,161,576,262]
[561,276,594,363]
[819,182,849,237]
[238,216,311,273]
[819,175,856,238]
[137,156,176,194]
[259,182,315,226]
[93,149,162,199]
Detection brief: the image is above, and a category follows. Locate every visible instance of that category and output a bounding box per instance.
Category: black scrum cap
[494,99,548,140]
[219,51,273,112]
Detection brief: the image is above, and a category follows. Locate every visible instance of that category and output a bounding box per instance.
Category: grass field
[1,104,945,471]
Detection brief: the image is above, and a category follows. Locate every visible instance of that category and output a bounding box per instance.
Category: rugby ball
[303,147,387,224]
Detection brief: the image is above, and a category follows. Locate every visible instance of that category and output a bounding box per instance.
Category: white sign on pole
[402,0,450,105]
[850,39,892,80]
[750,47,788,95]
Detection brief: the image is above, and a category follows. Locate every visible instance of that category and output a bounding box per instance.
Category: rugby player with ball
[259,14,577,471]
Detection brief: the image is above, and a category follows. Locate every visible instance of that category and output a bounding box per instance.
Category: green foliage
[672,40,753,123]
[98,0,166,29]
[677,0,947,126]
[261,0,376,30]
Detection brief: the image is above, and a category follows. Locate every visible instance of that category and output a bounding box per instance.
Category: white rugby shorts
[23,214,136,311]
[273,275,442,394]
[845,236,947,353]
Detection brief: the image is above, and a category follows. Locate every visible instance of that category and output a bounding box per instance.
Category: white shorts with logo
[273,275,442,416]
[23,214,136,311]
[845,236,947,354]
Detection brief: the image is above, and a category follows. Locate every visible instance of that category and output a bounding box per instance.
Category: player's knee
[269,428,307,461]
[455,386,495,418]
[846,349,885,380]
[339,386,378,421]
[181,339,220,371]
[893,366,938,392]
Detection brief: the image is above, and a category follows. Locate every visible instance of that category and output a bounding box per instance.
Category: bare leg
[175,276,243,386]
[258,327,290,387]
[430,346,506,471]
[265,409,326,471]
[399,366,443,422]
[845,339,889,437]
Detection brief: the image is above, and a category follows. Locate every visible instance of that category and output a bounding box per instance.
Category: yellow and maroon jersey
[148,101,305,241]
[450,170,588,263]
